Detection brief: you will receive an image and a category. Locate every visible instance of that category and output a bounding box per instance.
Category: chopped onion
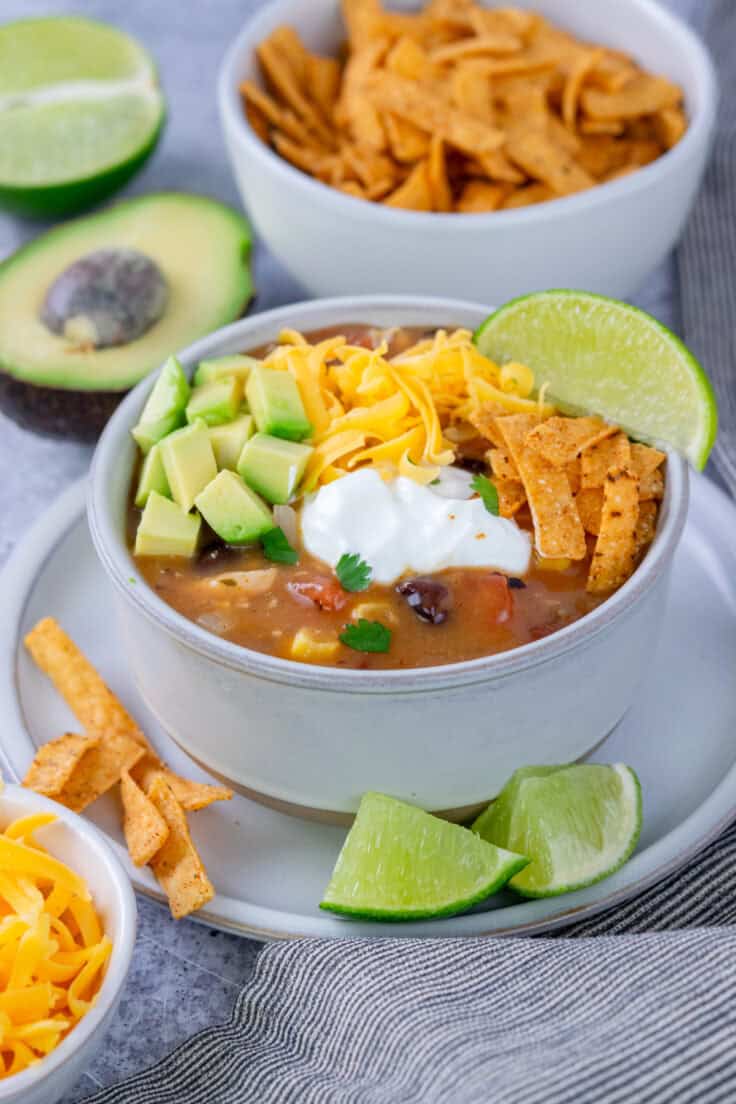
[273,504,298,545]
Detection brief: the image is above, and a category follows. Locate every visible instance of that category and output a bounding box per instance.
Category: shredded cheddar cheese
[263,328,553,489]
[0,788,112,1080]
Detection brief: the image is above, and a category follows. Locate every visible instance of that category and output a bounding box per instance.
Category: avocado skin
[0,371,123,441]
[0,118,164,218]
[0,193,253,440]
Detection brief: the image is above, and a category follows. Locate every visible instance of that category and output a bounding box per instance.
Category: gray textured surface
[0,1,695,1100]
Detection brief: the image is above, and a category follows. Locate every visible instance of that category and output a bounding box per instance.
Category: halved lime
[0,17,165,216]
[474,290,717,470]
[320,792,529,920]
[472,763,642,898]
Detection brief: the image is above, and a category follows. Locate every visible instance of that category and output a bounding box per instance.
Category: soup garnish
[127,323,665,669]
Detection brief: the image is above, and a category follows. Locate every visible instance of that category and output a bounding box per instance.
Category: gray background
[0,1,694,1099]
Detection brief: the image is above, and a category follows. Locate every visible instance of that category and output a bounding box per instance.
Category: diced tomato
[287,578,348,612]
[479,573,514,625]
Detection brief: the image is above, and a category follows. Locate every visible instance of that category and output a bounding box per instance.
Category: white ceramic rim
[1,474,735,940]
[0,784,136,1099]
[88,294,689,694]
[217,0,718,231]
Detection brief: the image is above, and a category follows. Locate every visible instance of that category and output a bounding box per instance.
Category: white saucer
[1,475,735,940]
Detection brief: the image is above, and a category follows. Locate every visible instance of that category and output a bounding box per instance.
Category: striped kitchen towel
[678,0,736,495]
[84,821,736,1104]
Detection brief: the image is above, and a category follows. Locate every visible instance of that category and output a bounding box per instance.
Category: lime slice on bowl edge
[473,763,642,898]
[320,792,529,921]
[0,17,165,216]
[474,290,717,470]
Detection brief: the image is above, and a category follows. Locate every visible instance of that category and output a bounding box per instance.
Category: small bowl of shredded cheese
[0,780,136,1104]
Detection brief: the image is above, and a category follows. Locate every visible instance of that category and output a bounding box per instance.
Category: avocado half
[0,193,253,441]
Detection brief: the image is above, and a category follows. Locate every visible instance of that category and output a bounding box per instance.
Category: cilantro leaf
[339,618,392,653]
[336,552,372,592]
[471,474,500,516]
[261,527,298,564]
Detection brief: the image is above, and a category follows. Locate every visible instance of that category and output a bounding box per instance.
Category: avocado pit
[41,248,168,349]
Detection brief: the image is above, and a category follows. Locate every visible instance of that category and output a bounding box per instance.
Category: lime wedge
[474,290,717,470]
[0,18,165,216]
[321,792,529,920]
[473,763,642,898]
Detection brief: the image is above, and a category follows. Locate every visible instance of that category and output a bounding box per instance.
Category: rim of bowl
[0,784,136,1099]
[89,293,690,695]
[217,0,718,230]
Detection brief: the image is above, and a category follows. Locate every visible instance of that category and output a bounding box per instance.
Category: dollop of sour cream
[300,469,531,584]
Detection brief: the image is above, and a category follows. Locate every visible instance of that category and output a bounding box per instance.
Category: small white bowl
[218,0,717,303]
[0,785,136,1104]
[88,295,689,822]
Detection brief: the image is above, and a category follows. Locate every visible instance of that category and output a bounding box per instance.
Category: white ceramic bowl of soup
[217,0,717,303]
[88,296,689,822]
[0,785,136,1104]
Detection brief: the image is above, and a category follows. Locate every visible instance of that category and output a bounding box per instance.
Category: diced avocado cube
[132,356,190,454]
[134,444,170,508]
[246,365,312,442]
[237,432,313,504]
[194,354,259,387]
[134,492,201,557]
[185,376,243,427]
[195,471,273,545]
[209,414,254,471]
[159,421,217,513]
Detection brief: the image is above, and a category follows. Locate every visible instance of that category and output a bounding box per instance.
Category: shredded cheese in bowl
[0,788,112,1080]
[261,328,553,491]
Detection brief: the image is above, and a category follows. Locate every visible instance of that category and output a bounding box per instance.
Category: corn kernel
[290,629,340,663]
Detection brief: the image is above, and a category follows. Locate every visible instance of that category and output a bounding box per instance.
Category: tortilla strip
[501,183,555,208]
[131,755,232,812]
[120,770,169,868]
[653,105,687,149]
[257,37,334,145]
[53,738,144,814]
[587,465,640,593]
[489,447,519,482]
[366,72,505,156]
[456,180,508,213]
[496,414,587,560]
[580,432,631,489]
[630,442,666,478]
[336,39,390,151]
[427,136,452,212]
[384,159,432,210]
[430,33,524,63]
[634,500,659,554]
[561,47,606,129]
[24,618,148,747]
[566,458,582,494]
[575,487,604,536]
[505,128,594,195]
[148,777,215,920]
[581,74,682,120]
[525,415,615,467]
[23,734,99,798]
[240,81,327,148]
[496,478,527,519]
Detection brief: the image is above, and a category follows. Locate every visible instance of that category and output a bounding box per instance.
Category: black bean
[41,249,168,348]
[396,577,452,624]
[508,577,526,589]
[454,456,487,475]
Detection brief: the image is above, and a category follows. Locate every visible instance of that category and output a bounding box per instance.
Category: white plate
[1,476,735,939]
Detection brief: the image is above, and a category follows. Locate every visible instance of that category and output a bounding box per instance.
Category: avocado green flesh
[209,414,254,471]
[194,355,258,387]
[195,470,273,545]
[238,432,313,504]
[247,365,312,442]
[132,355,190,454]
[135,491,201,558]
[186,377,243,427]
[134,444,170,508]
[159,423,217,514]
[0,193,252,391]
